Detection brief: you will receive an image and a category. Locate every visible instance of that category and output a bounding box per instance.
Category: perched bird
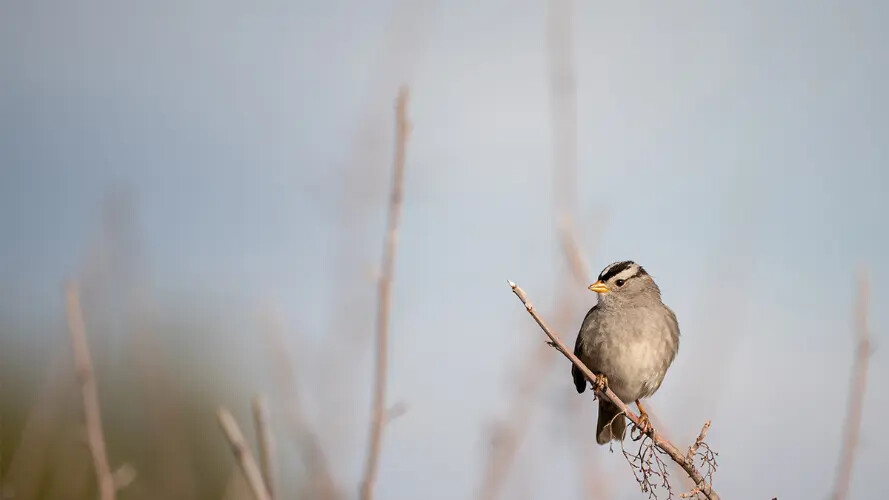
[572,260,680,444]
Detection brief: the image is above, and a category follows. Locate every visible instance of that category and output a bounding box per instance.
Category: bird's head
[588,260,661,306]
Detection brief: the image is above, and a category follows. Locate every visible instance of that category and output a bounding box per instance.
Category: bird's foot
[591,374,607,394]
[632,399,653,439]
[636,413,652,435]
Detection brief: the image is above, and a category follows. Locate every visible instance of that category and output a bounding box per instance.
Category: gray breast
[577,303,679,403]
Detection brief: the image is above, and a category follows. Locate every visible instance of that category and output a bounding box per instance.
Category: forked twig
[359,86,411,500]
[680,421,718,499]
[621,433,672,498]
[217,408,271,500]
[831,272,871,500]
[687,421,711,464]
[507,281,720,500]
[65,282,116,500]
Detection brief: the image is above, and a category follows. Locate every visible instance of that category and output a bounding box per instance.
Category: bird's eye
[615,279,625,287]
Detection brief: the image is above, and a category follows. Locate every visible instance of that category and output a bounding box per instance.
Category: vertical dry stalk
[315,4,434,452]
[359,86,411,500]
[508,282,721,500]
[473,221,587,500]
[831,272,871,500]
[252,396,277,500]
[64,282,116,500]
[547,0,578,217]
[217,408,272,500]
[548,1,613,495]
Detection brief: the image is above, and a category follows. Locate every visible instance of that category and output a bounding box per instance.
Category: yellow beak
[588,280,610,294]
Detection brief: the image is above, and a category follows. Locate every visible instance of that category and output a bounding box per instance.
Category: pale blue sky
[2,1,888,498]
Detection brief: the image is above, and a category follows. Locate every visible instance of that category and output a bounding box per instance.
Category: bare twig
[217,408,272,500]
[832,272,871,500]
[679,421,717,499]
[687,421,711,464]
[359,86,411,500]
[252,396,277,500]
[65,282,116,500]
[621,433,672,498]
[507,281,721,500]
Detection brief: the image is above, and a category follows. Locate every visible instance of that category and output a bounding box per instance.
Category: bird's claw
[637,414,652,435]
[593,374,608,393]
[631,402,653,441]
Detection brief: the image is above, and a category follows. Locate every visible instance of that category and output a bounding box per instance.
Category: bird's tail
[596,400,626,445]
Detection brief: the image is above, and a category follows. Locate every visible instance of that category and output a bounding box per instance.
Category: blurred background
[1,1,887,499]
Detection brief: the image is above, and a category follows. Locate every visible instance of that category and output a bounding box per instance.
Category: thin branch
[359,86,411,500]
[679,421,717,498]
[217,408,272,500]
[507,281,721,500]
[832,272,871,500]
[64,282,116,500]
[686,421,711,464]
[252,396,277,500]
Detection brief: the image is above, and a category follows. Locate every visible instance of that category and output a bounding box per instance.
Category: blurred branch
[262,314,339,500]
[557,214,593,287]
[2,350,69,499]
[359,86,411,500]
[64,282,116,500]
[507,281,721,500]
[252,396,277,500]
[547,1,612,495]
[216,408,271,500]
[476,342,554,500]
[831,272,872,500]
[547,0,578,217]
